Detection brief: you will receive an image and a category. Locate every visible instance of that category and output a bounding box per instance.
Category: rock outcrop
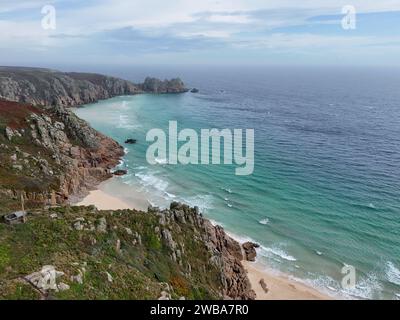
[162,202,256,300]
[0,99,124,205]
[242,242,260,262]
[140,77,188,94]
[125,138,137,144]
[24,265,68,294]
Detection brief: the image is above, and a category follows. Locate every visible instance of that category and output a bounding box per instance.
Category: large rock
[5,127,15,141]
[140,77,188,93]
[242,242,260,262]
[204,222,255,300]
[125,138,137,144]
[97,217,107,233]
[113,169,127,176]
[24,265,65,292]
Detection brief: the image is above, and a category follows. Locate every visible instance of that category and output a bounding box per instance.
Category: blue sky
[1,0,400,67]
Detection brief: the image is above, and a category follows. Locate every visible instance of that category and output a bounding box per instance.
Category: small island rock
[125,138,137,144]
[113,169,127,176]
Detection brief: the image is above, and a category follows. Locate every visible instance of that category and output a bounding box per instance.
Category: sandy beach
[75,178,333,300]
[76,177,148,211]
[76,189,133,210]
[242,260,332,300]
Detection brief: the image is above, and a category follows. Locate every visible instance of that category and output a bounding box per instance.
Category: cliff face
[0,67,140,107]
[0,203,254,300]
[140,77,189,94]
[0,67,188,107]
[0,99,124,206]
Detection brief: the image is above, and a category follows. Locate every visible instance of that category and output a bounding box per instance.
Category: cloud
[1,0,400,65]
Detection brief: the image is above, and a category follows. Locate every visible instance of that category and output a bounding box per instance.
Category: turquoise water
[75,67,400,299]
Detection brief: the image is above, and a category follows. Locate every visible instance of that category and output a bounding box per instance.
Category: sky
[1,0,400,67]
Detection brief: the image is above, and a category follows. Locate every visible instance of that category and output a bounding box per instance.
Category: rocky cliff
[0,67,188,107]
[0,99,124,206]
[0,203,254,300]
[140,77,189,94]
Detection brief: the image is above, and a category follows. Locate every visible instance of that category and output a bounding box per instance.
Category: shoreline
[74,177,334,300]
[242,260,332,300]
[75,177,148,211]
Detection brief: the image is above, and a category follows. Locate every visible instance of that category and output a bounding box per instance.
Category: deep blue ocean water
[75,66,400,299]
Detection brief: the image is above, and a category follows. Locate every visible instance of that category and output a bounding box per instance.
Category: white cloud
[28,0,400,36]
[206,14,253,24]
[1,0,400,65]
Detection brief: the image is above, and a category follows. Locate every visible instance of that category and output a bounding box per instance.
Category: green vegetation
[0,205,222,300]
[0,101,61,194]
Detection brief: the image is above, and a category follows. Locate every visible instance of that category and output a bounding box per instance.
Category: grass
[0,206,222,300]
[0,103,61,193]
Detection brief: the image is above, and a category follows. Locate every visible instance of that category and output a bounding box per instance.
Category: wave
[135,172,169,192]
[341,272,382,300]
[116,114,139,130]
[297,275,341,297]
[221,187,233,194]
[258,245,297,262]
[134,166,147,170]
[223,229,297,264]
[224,231,258,246]
[209,219,225,228]
[386,261,400,286]
[301,271,383,300]
[163,191,176,200]
[182,194,214,212]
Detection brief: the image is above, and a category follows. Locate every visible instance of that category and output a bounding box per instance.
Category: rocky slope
[0,203,254,300]
[0,67,188,107]
[0,99,124,207]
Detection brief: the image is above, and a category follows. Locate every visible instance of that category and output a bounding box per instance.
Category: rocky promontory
[140,77,189,94]
[0,67,188,107]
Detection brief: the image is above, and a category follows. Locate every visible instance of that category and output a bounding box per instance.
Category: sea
[73,66,400,300]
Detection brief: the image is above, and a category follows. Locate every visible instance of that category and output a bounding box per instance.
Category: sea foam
[135,172,169,192]
[259,245,297,262]
[386,261,400,286]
